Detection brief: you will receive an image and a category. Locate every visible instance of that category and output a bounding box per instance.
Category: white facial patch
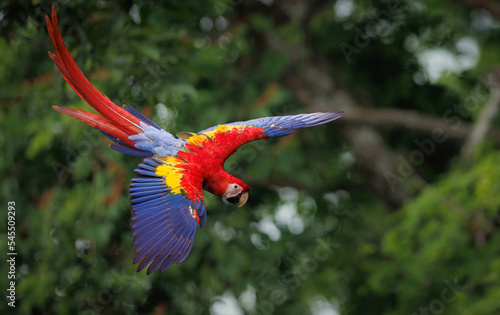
[225,184,243,197]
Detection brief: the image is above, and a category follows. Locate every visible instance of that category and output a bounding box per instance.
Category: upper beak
[237,191,249,207]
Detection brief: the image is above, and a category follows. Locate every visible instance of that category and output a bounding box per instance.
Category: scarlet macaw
[46,6,343,274]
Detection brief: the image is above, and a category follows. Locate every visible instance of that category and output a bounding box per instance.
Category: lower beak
[238,191,249,207]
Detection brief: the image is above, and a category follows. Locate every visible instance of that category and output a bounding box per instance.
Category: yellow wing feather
[154,157,185,195]
[182,125,234,146]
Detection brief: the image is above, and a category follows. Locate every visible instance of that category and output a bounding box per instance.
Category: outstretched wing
[130,157,206,274]
[199,112,343,137]
[181,112,343,161]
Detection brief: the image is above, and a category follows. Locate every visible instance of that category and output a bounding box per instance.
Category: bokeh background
[2,0,500,314]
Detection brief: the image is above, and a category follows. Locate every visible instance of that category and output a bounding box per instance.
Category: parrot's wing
[46,5,183,157]
[130,157,206,274]
[182,112,343,161]
[198,112,343,138]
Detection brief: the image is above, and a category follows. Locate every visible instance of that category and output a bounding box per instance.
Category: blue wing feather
[197,112,343,138]
[146,238,183,272]
[131,177,165,183]
[123,105,162,130]
[100,131,154,156]
[134,225,173,253]
[130,157,206,274]
[130,187,168,197]
[109,143,154,156]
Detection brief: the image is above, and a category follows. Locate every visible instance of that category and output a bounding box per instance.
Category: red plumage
[177,126,263,196]
[46,5,343,274]
[46,6,145,146]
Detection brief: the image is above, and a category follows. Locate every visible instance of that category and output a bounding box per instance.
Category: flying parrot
[46,6,343,274]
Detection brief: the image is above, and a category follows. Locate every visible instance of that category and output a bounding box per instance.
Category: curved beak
[237,191,249,207]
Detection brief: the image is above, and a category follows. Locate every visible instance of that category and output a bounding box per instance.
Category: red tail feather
[53,106,137,146]
[46,5,145,144]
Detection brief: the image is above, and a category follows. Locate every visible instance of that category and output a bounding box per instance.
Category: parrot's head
[204,170,250,207]
[223,183,249,208]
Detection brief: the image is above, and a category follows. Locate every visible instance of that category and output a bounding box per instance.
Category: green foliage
[377,152,500,314]
[1,0,500,314]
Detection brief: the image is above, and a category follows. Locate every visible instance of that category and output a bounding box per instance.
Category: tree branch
[282,66,419,208]
[341,107,500,141]
[461,87,500,164]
